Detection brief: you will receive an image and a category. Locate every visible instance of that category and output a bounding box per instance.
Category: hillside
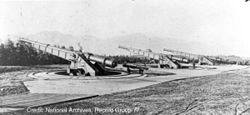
[5,31,249,61]
[23,31,196,56]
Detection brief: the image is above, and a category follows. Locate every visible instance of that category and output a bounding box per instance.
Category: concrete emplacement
[25,65,247,95]
[0,65,248,113]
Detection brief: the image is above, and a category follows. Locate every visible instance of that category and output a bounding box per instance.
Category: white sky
[0,0,250,57]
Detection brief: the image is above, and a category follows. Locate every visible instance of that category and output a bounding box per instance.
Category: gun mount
[163,48,215,65]
[122,63,148,74]
[19,38,118,76]
[118,45,181,69]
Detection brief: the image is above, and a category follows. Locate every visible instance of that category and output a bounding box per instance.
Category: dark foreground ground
[0,65,67,96]
[4,69,250,115]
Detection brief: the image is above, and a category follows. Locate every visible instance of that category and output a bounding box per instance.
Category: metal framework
[19,38,117,76]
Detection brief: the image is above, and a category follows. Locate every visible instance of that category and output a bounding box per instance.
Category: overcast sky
[0,0,250,57]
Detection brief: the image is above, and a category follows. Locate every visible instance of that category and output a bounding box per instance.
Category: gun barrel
[84,53,117,68]
[163,48,200,60]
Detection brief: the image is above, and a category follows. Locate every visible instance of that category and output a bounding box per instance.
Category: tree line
[0,39,69,66]
[0,39,151,66]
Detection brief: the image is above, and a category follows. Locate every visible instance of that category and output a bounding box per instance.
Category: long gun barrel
[163,48,215,65]
[119,45,180,69]
[163,48,201,60]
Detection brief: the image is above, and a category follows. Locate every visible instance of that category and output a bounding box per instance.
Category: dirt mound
[0,80,29,96]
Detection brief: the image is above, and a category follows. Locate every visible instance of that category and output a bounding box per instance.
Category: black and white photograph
[0,0,250,114]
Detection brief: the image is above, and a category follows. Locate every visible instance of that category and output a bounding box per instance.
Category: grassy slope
[8,72,250,115]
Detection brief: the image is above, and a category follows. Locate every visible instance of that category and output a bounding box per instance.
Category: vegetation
[0,39,69,66]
